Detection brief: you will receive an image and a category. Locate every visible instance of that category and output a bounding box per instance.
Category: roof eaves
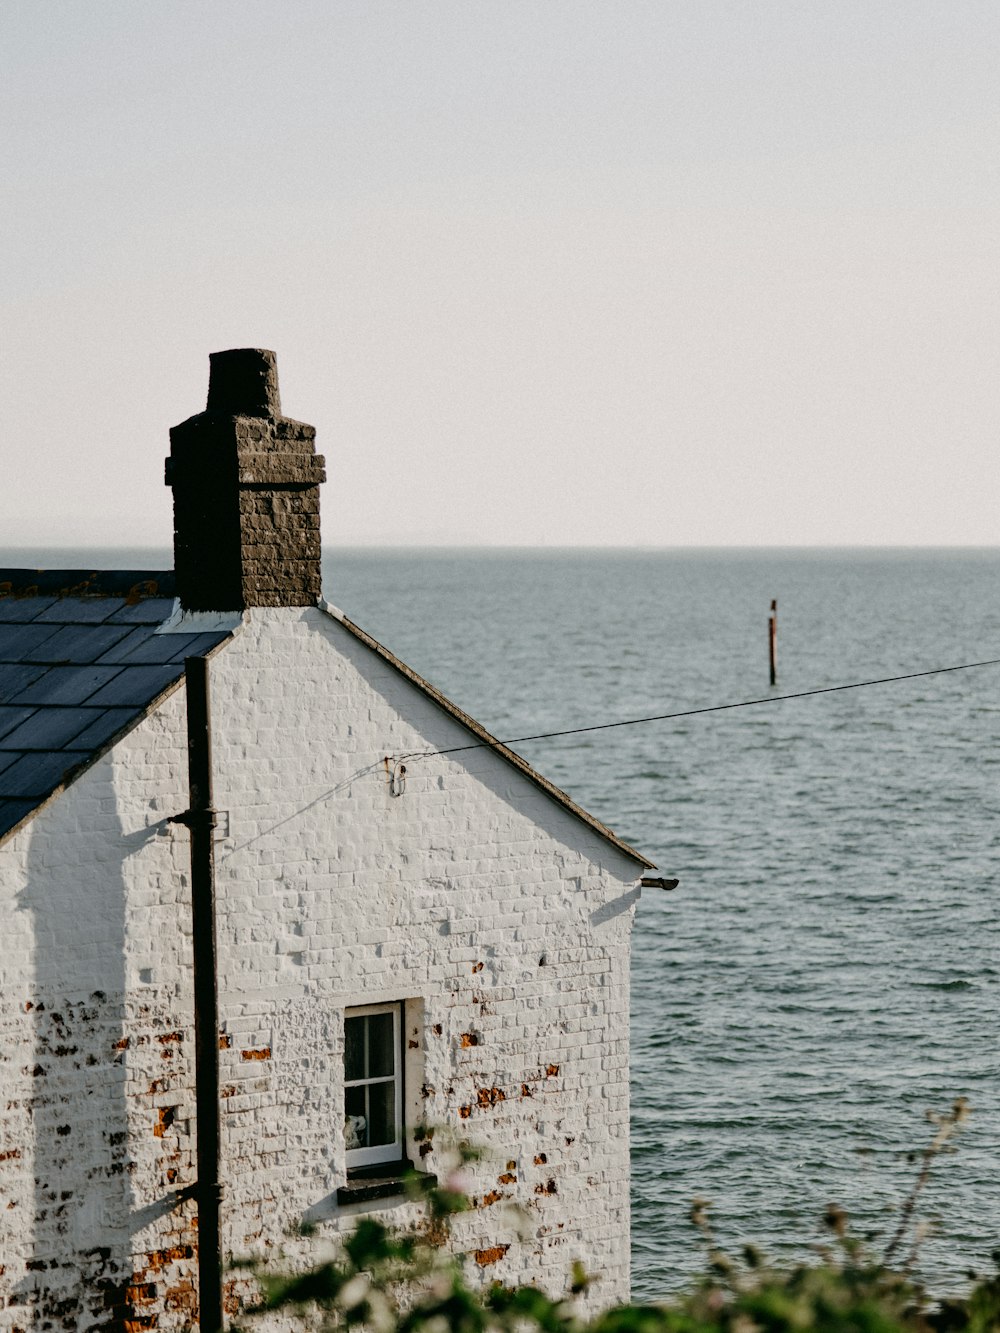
[319,601,654,871]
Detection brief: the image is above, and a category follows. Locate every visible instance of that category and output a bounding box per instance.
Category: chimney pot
[206,348,281,417]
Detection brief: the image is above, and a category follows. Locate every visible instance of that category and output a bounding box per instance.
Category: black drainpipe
[182,655,224,1332]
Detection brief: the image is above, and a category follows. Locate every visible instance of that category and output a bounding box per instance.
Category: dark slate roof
[0,571,230,842]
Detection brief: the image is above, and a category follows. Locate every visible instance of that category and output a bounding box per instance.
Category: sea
[5,546,998,1299]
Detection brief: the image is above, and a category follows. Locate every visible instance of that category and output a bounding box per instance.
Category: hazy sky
[3,2,999,547]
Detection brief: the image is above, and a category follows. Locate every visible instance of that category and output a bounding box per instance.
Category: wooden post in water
[768,599,777,686]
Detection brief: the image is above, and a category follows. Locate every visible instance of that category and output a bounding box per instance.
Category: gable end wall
[0,606,640,1328]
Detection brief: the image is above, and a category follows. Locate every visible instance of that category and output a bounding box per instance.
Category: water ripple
[324,548,1000,1302]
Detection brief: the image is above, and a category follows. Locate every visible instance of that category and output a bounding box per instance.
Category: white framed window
[343,1002,403,1170]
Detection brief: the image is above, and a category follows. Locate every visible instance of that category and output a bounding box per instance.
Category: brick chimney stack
[165,349,326,611]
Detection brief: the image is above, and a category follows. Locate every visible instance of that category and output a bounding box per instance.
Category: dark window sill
[337,1163,437,1207]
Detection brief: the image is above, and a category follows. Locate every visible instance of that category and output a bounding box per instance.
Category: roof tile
[0,750,91,798]
[0,663,49,703]
[83,665,181,707]
[65,708,140,751]
[106,597,177,625]
[0,597,60,623]
[94,626,166,663]
[33,598,125,624]
[0,707,102,751]
[96,630,205,666]
[168,631,233,660]
[11,665,124,707]
[0,706,38,741]
[22,623,135,664]
[0,623,64,660]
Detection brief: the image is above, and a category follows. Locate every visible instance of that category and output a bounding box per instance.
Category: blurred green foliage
[241,1102,999,1333]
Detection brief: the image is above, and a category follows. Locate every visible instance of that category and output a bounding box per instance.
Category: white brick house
[0,350,654,1331]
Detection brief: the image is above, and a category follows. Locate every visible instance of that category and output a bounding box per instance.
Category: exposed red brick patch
[165,1280,197,1312]
[146,1244,194,1272]
[113,1036,130,1052]
[476,1086,505,1109]
[534,1178,558,1196]
[218,1033,231,1049]
[497,1172,516,1185]
[472,962,484,973]
[534,1153,547,1165]
[166,1168,179,1184]
[545,1063,559,1077]
[221,1085,237,1098]
[153,1107,176,1138]
[458,1105,472,1119]
[473,1244,509,1267]
[520,1084,533,1098]
[479,1190,503,1207]
[0,1148,21,1163]
[241,1047,271,1062]
[222,1279,243,1315]
[157,1031,183,1045]
[459,1032,479,1048]
[126,1282,157,1305]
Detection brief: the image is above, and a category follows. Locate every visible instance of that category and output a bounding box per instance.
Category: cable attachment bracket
[383,756,407,797]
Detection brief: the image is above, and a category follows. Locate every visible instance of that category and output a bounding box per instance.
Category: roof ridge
[0,570,175,601]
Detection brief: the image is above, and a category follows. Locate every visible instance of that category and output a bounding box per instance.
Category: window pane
[367,1079,396,1147]
[345,1085,367,1149]
[367,1012,394,1078]
[345,1016,364,1083]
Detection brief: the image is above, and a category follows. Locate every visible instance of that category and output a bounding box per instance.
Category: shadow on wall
[11,756,198,1329]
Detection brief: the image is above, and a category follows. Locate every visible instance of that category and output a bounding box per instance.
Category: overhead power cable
[402,655,1000,761]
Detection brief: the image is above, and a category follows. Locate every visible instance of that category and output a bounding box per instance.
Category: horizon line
[4,542,1000,556]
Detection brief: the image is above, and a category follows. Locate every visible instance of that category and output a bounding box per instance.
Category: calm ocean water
[5,547,998,1297]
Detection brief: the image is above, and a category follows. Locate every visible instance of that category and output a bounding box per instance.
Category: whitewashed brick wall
[0,606,643,1330]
